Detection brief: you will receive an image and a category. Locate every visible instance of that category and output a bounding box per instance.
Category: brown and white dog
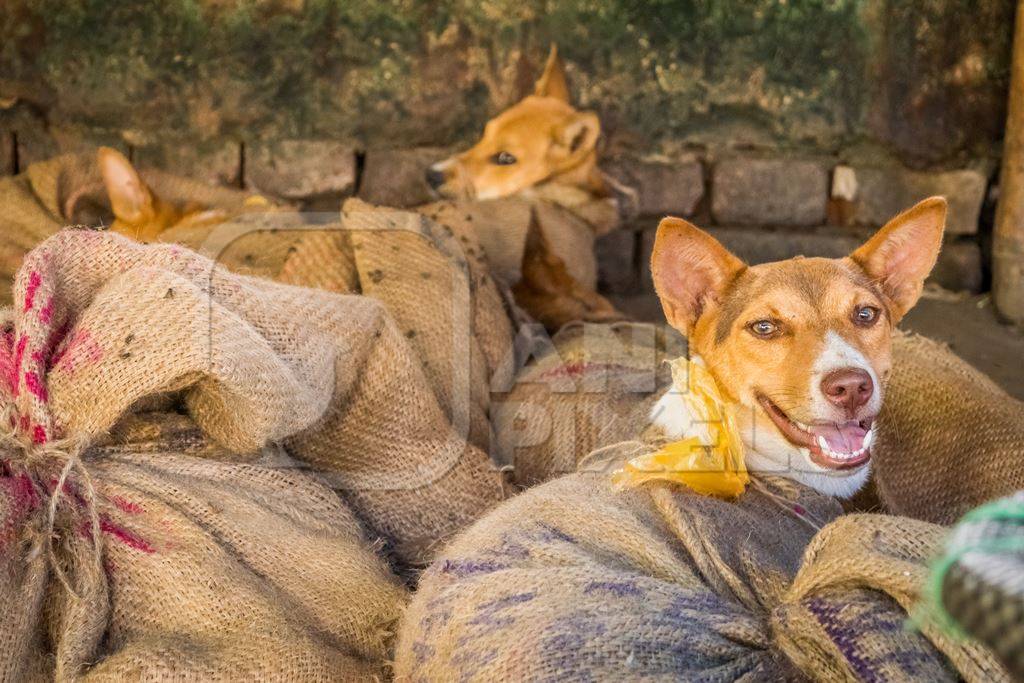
[649,198,947,498]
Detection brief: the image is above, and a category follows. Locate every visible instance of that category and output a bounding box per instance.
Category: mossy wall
[0,0,1015,167]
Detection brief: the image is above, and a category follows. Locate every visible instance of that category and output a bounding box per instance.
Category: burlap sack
[276,199,519,454]
[0,445,408,681]
[395,471,1007,681]
[0,151,296,302]
[871,333,1024,524]
[491,321,683,486]
[416,193,624,331]
[8,229,505,566]
[419,185,621,292]
[0,233,412,680]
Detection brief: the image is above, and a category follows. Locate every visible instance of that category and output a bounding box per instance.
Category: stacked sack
[418,183,623,296]
[9,223,509,571]
[491,321,682,486]
[279,195,621,336]
[278,198,519,453]
[874,332,1024,524]
[0,152,299,300]
[0,230,419,679]
[396,470,1009,681]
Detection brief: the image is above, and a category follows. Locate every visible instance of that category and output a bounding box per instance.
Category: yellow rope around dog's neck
[612,356,749,499]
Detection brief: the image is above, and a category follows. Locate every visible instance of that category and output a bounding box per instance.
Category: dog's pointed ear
[651,217,746,335]
[551,111,600,169]
[98,146,154,224]
[850,196,946,321]
[534,44,570,102]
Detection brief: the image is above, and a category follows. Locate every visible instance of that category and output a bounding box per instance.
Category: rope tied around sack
[0,403,100,600]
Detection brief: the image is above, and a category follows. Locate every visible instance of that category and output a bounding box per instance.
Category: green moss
[0,0,1013,164]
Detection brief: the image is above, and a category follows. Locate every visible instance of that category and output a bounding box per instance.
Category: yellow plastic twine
[612,357,748,498]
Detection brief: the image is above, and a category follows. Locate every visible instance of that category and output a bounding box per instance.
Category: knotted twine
[0,232,113,680]
[1,404,98,600]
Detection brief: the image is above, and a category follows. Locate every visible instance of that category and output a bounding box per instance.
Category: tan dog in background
[426,45,610,202]
[649,198,947,497]
[426,45,628,330]
[96,48,625,332]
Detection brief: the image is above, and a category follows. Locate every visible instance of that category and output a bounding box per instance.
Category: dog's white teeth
[815,435,870,461]
[863,429,874,449]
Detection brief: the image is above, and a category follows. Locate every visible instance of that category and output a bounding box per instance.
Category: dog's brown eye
[492,151,517,166]
[853,305,879,326]
[748,319,779,338]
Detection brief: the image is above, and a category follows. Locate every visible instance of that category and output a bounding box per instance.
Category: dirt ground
[611,291,1024,401]
[901,293,1024,400]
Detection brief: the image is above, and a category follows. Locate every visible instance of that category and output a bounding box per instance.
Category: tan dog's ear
[534,44,570,102]
[98,146,154,224]
[550,111,600,170]
[850,196,946,321]
[651,217,745,335]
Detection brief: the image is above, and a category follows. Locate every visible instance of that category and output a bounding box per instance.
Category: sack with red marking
[0,229,460,680]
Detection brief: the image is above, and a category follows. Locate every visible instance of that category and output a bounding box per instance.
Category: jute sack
[395,471,1008,681]
[0,151,296,301]
[278,199,518,452]
[9,229,504,566]
[872,332,1024,524]
[0,234,408,680]
[492,321,683,486]
[417,192,625,331]
[419,184,622,292]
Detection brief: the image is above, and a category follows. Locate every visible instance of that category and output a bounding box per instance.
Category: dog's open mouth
[756,394,874,470]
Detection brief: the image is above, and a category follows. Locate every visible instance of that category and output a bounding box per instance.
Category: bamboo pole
[994,0,1024,322]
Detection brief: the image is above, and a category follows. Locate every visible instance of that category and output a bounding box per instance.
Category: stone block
[246,139,357,202]
[359,148,449,208]
[711,158,828,226]
[605,157,704,216]
[15,124,128,167]
[832,165,986,235]
[135,140,241,188]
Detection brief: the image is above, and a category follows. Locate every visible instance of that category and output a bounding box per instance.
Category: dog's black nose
[425,167,446,190]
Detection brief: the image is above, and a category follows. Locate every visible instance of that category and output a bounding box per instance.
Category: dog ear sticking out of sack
[98,147,180,242]
[648,197,946,498]
[98,147,232,243]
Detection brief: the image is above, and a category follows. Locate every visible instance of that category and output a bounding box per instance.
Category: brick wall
[598,155,991,301]
[0,135,991,299]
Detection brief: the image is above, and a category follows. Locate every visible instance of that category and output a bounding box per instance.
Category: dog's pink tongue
[809,423,867,453]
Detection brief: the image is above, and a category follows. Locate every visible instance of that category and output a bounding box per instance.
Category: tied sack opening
[0,229,419,680]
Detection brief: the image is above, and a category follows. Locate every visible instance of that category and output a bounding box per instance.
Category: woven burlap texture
[395,471,1008,681]
[873,332,1024,524]
[0,230,416,680]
